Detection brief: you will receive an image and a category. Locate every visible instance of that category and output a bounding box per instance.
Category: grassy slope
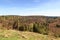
[0,29,60,40]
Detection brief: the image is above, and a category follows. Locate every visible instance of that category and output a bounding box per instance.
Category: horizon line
[0,14,60,17]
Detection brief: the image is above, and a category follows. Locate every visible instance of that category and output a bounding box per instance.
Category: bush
[33,22,48,35]
[54,33,60,38]
[56,24,60,28]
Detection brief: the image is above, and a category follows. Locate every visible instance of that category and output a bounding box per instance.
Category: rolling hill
[0,15,60,40]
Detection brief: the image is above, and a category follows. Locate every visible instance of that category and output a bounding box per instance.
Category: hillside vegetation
[0,15,60,40]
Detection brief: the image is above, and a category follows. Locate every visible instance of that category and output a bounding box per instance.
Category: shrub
[56,24,60,28]
[33,22,48,35]
[54,33,60,38]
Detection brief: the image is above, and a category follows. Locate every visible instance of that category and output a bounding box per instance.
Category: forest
[0,15,60,38]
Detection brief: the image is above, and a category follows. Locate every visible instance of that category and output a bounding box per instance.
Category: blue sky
[0,0,60,16]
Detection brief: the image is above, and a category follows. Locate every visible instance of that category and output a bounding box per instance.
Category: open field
[0,29,60,40]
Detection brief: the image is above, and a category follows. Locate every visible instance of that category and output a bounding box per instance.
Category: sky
[0,0,60,16]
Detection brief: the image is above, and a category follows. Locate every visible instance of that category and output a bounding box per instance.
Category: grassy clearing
[0,29,60,40]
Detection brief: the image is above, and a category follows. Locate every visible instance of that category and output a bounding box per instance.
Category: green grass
[0,29,60,40]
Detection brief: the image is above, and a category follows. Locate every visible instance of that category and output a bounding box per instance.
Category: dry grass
[0,29,60,40]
